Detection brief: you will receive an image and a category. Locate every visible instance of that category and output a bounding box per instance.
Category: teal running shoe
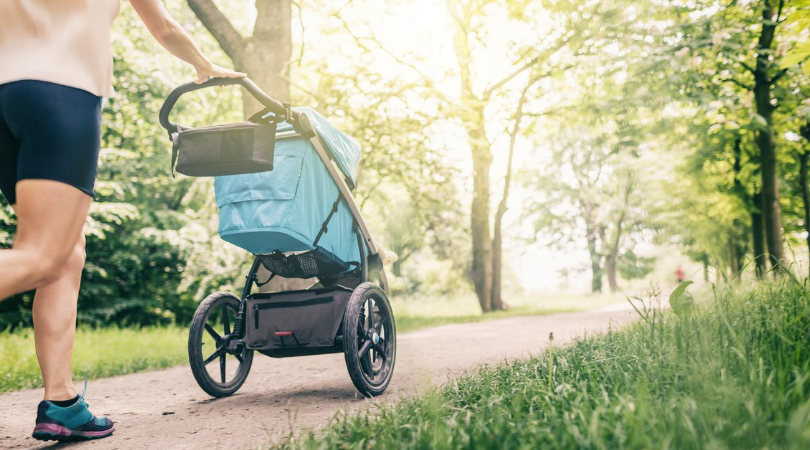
[31,382,114,442]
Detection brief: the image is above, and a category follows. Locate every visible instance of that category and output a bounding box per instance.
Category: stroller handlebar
[159,77,305,135]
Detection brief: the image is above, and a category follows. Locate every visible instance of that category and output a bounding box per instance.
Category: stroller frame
[160,77,396,398]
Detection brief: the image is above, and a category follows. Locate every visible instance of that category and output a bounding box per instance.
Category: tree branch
[771,54,810,84]
[482,56,539,101]
[739,60,756,74]
[720,77,754,91]
[187,0,246,62]
[331,10,452,106]
[483,34,572,102]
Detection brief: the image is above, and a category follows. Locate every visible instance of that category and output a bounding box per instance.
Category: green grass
[0,326,188,393]
[0,291,623,393]
[274,282,810,450]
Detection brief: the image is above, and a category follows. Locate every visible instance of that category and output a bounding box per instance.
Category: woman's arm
[129,0,245,83]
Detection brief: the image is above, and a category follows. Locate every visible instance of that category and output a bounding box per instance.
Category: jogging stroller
[159,78,396,398]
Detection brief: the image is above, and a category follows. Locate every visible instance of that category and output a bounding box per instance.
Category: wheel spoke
[358,340,372,358]
[220,352,227,383]
[373,344,387,361]
[222,305,231,335]
[361,351,372,377]
[204,347,224,365]
[234,352,243,364]
[204,324,222,343]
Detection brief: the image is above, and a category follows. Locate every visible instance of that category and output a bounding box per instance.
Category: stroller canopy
[276,108,361,187]
[214,108,364,270]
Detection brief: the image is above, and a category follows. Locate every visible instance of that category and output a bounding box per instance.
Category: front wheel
[343,283,396,397]
[188,292,253,397]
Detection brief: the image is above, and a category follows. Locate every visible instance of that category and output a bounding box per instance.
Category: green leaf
[782,50,810,68]
[670,281,695,316]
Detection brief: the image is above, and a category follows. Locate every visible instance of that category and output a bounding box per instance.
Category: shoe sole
[32,422,115,442]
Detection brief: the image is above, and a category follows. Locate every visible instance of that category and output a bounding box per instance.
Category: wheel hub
[372,332,380,345]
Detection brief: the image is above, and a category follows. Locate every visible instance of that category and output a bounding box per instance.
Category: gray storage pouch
[172,121,276,177]
[245,286,352,350]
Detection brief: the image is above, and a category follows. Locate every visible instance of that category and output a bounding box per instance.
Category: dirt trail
[0,304,637,450]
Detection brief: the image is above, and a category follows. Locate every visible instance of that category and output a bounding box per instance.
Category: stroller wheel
[343,282,396,397]
[188,292,253,397]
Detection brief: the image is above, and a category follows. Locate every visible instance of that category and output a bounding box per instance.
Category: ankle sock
[49,396,79,407]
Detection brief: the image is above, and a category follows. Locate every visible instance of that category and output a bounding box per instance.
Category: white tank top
[0,0,121,97]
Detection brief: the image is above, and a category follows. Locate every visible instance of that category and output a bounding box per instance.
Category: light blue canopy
[214,109,362,264]
[275,107,361,187]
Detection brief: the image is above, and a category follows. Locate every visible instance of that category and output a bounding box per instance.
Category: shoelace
[78,376,89,409]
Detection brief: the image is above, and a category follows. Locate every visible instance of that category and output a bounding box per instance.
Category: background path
[0,304,637,450]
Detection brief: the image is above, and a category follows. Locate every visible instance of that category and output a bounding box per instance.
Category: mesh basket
[259,247,357,279]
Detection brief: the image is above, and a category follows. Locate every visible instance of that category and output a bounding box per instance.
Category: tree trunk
[603,178,631,294]
[239,0,292,115]
[584,213,602,293]
[187,0,292,116]
[449,0,492,312]
[604,255,618,293]
[470,126,493,312]
[730,136,759,279]
[491,216,503,310]
[701,253,709,282]
[751,191,767,278]
[491,80,536,311]
[752,1,784,274]
[800,123,810,267]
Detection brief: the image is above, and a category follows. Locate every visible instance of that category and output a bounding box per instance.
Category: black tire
[188,292,253,397]
[343,282,396,397]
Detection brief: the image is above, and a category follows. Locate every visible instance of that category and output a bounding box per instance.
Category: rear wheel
[343,283,396,397]
[188,292,253,397]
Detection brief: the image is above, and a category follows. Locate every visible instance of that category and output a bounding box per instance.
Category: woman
[0,0,245,441]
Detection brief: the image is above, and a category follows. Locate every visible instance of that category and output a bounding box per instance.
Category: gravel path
[0,303,637,450]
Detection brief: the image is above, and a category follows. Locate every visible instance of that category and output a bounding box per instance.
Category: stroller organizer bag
[245,286,352,351]
[170,121,277,177]
[162,77,396,400]
[159,78,280,177]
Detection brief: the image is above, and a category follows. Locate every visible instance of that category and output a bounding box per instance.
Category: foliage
[275,281,810,450]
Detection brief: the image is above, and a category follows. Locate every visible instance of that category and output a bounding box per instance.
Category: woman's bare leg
[0,180,90,299]
[0,180,91,400]
[32,234,86,401]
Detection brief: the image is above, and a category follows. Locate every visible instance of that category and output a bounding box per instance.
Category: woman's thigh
[13,180,90,261]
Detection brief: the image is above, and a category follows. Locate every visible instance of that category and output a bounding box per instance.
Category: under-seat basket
[259,247,357,280]
[245,286,352,351]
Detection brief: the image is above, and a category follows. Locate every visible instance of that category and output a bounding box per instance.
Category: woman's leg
[0,180,91,300]
[2,180,90,402]
[32,233,87,401]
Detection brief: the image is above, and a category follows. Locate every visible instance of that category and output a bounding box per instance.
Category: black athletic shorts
[0,80,102,205]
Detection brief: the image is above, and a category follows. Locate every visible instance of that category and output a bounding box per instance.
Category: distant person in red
[676,266,685,284]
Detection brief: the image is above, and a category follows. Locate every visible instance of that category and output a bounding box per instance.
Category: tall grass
[276,281,810,449]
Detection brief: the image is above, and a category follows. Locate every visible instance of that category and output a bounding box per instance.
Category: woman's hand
[130,0,247,84]
[194,62,246,84]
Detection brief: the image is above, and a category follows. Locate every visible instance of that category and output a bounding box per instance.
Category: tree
[187,0,293,114]
[670,0,805,275]
[445,0,587,311]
